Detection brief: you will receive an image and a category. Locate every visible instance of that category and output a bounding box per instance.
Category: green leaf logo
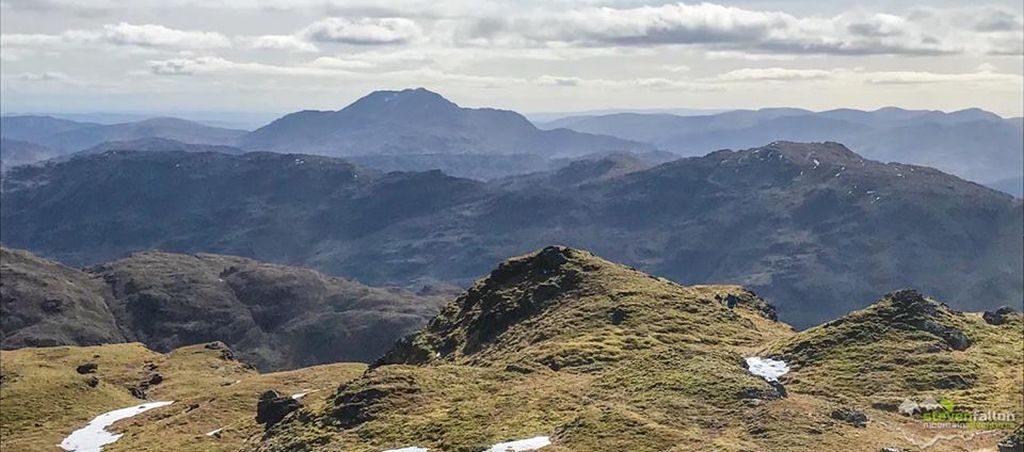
[939,398,955,412]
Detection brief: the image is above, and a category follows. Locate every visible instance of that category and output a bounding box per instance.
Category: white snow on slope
[745,357,789,382]
[60,401,174,452]
[487,436,551,451]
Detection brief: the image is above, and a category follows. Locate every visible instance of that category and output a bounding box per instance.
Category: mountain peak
[343,87,457,113]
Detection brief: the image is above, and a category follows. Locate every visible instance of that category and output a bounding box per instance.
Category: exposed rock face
[256,390,302,427]
[1,248,444,371]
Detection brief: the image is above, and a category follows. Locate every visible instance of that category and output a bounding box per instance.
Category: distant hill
[241,88,652,157]
[0,115,247,153]
[78,137,248,155]
[0,247,445,371]
[0,138,59,171]
[2,142,1018,328]
[539,107,1024,187]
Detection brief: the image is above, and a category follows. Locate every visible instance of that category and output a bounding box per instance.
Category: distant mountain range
[0,247,447,371]
[2,141,1018,328]
[1,90,1020,194]
[540,107,1024,195]
[0,115,246,152]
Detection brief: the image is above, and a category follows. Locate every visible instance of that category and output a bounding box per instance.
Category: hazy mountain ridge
[540,107,1024,192]
[0,115,247,152]
[241,88,653,157]
[0,247,446,371]
[0,138,59,171]
[2,141,1018,328]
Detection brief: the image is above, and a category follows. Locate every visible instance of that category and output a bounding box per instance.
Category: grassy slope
[255,249,1023,452]
[256,247,821,451]
[0,343,365,452]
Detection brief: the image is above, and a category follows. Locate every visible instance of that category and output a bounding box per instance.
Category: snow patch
[745,357,789,382]
[812,159,820,168]
[206,428,223,437]
[487,436,552,451]
[291,392,308,400]
[60,401,174,452]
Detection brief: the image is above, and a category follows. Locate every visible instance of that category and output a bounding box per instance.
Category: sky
[1,0,1023,118]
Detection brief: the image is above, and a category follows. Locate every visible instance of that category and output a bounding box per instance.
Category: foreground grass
[0,343,365,452]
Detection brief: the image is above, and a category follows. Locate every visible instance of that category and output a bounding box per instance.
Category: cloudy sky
[2,0,1022,119]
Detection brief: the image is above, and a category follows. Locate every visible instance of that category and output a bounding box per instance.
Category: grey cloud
[302,17,422,45]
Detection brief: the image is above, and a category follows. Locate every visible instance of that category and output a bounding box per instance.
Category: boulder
[984,307,1019,326]
[76,363,98,374]
[256,390,302,427]
[831,407,869,428]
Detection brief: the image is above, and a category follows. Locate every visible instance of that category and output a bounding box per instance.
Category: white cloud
[717,67,834,81]
[147,56,352,77]
[100,23,230,48]
[1,22,230,51]
[862,70,1024,85]
[535,74,714,91]
[9,71,72,82]
[710,66,1023,87]
[302,17,422,45]
[248,34,318,52]
[308,56,376,70]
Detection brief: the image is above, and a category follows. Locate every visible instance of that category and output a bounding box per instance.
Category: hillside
[1,248,125,347]
[767,290,1023,411]
[78,137,248,156]
[0,342,365,452]
[252,247,1022,451]
[0,138,59,171]
[540,107,1024,189]
[0,247,445,370]
[241,88,651,157]
[1,142,1020,328]
[0,115,247,153]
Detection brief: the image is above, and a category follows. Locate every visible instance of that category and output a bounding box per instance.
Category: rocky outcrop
[831,407,869,428]
[256,390,302,427]
[984,306,1020,326]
